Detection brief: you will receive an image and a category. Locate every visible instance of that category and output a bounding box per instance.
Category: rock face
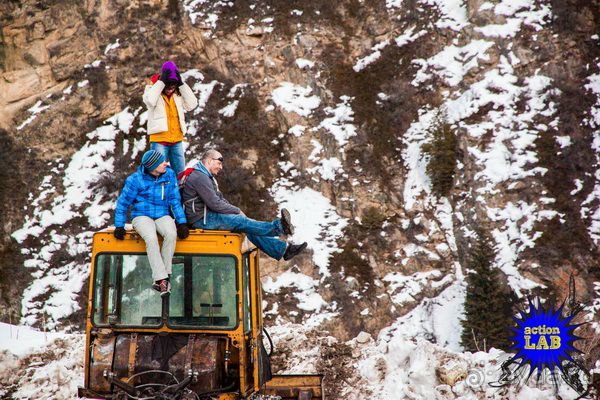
[0,0,599,396]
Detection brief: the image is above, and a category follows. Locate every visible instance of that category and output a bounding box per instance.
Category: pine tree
[422,113,458,198]
[461,232,515,352]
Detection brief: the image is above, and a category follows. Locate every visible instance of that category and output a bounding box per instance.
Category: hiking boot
[283,242,307,261]
[152,279,171,297]
[280,208,294,235]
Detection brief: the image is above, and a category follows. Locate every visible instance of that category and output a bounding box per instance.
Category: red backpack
[177,167,195,190]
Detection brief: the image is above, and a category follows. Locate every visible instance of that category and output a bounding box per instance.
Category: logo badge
[508,298,583,376]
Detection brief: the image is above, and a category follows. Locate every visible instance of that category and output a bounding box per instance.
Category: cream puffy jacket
[142,80,199,135]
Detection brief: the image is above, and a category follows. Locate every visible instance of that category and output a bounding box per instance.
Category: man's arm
[168,180,187,225]
[188,173,241,214]
[179,83,198,112]
[142,81,165,108]
[114,176,139,227]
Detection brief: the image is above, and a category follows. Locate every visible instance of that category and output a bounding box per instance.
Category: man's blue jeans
[192,212,287,260]
[151,141,185,176]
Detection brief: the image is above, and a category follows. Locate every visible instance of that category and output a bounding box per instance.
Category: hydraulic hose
[263,327,274,356]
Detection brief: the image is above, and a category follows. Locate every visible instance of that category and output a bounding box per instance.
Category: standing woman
[143,61,198,176]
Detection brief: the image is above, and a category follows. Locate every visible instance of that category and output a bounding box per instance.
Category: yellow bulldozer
[78,229,324,400]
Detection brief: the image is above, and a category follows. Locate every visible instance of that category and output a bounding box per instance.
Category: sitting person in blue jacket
[113,149,189,296]
[181,148,307,261]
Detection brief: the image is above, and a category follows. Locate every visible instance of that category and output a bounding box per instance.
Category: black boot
[283,242,307,261]
[280,208,294,235]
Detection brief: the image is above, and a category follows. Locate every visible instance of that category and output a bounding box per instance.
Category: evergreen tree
[461,232,515,352]
[422,113,458,197]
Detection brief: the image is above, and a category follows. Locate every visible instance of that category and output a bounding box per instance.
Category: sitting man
[181,149,307,261]
[113,149,190,296]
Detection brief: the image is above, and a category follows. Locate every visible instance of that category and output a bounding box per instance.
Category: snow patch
[307,157,343,181]
[272,82,320,117]
[263,271,327,312]
[271,181,347,277]
[413,40,494,87]
[318,95,357,147]
[295,58,315,69]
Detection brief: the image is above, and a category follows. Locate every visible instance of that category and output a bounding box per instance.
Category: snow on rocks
[287,124,306,137]
[103,38,120,55]
[272,82,320,117]
[218,83,247,118]
[421,0,469,32]
[263,271,328,314]
[307,157,344,181]
[188,71,218,115]
[317,95,357,147]
[472,0,551,38]
[405,16,560,292]
[412,40,494,87]
[582,61,600,244]
[394,26,427,47]
[183,0,225,31]
[385,282,466,351]
[384,269,447,306]
[353,40,390,72]
[16,100,50,130]
[295,58,315,69]
[219,100,239,117]
[487,202,554,295]
[0,323,84,399]
[271,178,348,277]
[355,333,580,400]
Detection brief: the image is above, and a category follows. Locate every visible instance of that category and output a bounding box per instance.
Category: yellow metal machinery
[78,229,323,400]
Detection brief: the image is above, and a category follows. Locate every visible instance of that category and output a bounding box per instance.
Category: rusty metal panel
[110,333,225,393]
[89,334,116,393]
[184,334,225,393]
[262,374,324,400]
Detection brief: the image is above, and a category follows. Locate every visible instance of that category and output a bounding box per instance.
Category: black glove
[177,224,189,239]
[175,70,184,87]
[159,69,170,83]
[113,227,126,240]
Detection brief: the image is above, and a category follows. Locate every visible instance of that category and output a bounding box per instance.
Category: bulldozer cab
[78,228,323,400]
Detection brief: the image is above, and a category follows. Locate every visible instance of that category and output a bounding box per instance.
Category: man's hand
[113,227,126,240]
[175,70,184,87]
[177,224,190,239]
[159,69,170,82]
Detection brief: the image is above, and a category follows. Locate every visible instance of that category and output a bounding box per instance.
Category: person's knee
[162,228,177,243]
[134,226,158,243]
[140,234,159,247]
[221,215,245,231]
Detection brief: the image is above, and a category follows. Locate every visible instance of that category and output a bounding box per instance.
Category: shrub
[361,206,386,230]
[422,112,458,198]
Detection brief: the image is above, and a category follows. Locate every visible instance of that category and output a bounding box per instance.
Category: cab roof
[92,228,256,255]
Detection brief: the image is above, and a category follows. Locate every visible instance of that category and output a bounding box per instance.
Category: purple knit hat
[161,61,180,85]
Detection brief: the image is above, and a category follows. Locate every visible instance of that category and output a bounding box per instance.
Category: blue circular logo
[509,298,583,376]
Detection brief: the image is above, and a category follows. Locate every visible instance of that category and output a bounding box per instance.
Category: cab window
[168,254,237,329]
[92,253,237,329]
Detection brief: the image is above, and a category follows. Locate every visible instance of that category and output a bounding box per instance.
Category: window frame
[90,252,240,331]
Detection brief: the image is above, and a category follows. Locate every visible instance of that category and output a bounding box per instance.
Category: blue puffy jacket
[114,165,186,227]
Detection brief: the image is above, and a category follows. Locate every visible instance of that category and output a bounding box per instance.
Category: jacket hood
[194,161,212,178]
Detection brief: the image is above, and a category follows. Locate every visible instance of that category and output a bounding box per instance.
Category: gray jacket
[181,164,240,225]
